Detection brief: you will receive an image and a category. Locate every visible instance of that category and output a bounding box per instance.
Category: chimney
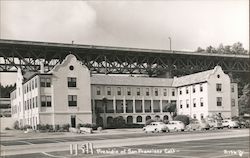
[40,61,45,73]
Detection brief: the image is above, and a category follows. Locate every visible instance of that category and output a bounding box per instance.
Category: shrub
[174,115,190,126]
[62,124,70,132]
[14,121,19,130]
[5,127,11,130]
[125,123,144,128]
[163,119,169,124]
[55,124,60,131]
[145,119,155,125]
[112,116,126,128]
[23,125,32,130]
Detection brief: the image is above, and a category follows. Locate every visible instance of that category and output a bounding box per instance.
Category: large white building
[10,54,238,129]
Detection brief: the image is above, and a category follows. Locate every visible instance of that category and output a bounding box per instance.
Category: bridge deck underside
[0,43,249,76]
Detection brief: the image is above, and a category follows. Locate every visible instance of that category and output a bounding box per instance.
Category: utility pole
[168,37,172,51]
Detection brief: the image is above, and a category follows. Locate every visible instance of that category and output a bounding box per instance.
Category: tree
[174,115,190,126]
[0,84,16,98]
[238,84,250,115]
[196,47,205,52]
[163,103,176,118]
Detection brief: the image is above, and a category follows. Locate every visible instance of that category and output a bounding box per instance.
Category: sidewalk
[0,128,143,141]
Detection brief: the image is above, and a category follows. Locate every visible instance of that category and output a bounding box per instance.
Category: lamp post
[168,37,172,51]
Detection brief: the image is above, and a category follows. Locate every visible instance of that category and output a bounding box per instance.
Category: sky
[0,0,249,85]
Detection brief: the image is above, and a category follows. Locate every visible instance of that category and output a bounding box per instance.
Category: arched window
[146,115,151,121]
[127,116,133,124]
[137,116,142,123]
[163,115,169,121]
[107,116,113,127]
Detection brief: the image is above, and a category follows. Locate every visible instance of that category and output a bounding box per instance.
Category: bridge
[0,39,249,76]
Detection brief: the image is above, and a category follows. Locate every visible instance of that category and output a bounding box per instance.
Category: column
[113,96,116,113]
[160,98,163,113]
[133,97,136,113]
[123,97,126,113]
[142,97,145,113]
[151,98,154,113]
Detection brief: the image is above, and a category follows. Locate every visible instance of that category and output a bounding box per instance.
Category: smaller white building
[173,66,238,121]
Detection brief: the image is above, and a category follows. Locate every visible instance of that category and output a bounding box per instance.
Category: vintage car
[222,119,239,128]
[186,120,210,131]
[165,121,185,132]
[143,122,169,133]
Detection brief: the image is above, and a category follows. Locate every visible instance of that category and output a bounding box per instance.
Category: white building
[173,66,238,120]
[10,54,238,129]
[11,55,92,129]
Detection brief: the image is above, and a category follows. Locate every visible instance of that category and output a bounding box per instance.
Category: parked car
[222,119,239,128]
[166,121,185,132]
[207,119,223,129]
[186,120,210,131]
[143,122,169,133]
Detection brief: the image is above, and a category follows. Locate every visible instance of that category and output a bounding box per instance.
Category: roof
[91,75,174,87]
[172,66,223,87]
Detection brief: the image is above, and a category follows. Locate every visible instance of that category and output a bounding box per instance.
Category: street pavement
[0,128,249,157]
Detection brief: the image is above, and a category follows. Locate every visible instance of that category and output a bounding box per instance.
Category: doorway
[71,115,76,128]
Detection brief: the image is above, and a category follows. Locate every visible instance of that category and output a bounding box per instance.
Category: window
[41,96,46,107]
[35,96,38,107]
[163,89,167,96]
[193,98,196,107]
[231,85,234,92]
[127,88,131,96]
[200,114,204,120]
[193,114,196,119]
[136,116,142,123]
[69,65,74,70]
[146,88,150,96]
[180,100,183,109]
[231,99,235,107]
[96,87,101,95]
[41,95,51,107]
[179,89,182,95]
[107,87,111,95]
[137,88,140,96]
[186,87,189,94]
[200,98,204,107]
[68,95,77,106]
[41,77,51,87]
[32,80,34,90]
[192,85,196,93]
[68,77,76,87]
[117,87,121,95]
[172,89,175,96]
[200,84,203,92]
[155,88,158,96]
[29,82,31,91]
[46,96,51,107]
[35,78,37,88]
[186,99,189,108]
[216,83,222,91]
[217,97,222,106]
[32,98,35,108]
[24,101,27,110]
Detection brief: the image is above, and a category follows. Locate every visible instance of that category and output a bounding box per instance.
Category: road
[1,129,249,158]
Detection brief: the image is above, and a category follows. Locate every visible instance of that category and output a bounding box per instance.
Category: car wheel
[174,128,178,132]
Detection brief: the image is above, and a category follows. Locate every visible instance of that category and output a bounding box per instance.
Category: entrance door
[71,115,76,128]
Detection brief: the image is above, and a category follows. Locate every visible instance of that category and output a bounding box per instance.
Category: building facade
[11,55,92,129]
[10,55,238,129]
